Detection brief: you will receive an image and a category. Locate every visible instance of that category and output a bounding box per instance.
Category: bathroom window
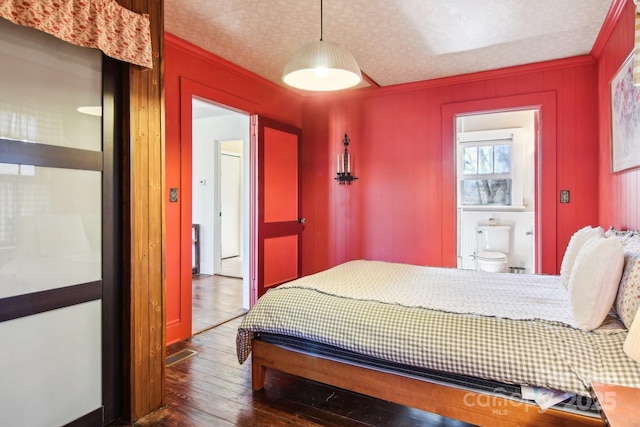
[463,144,510,175]
[457,128,524,207]
[461,143,512,205]
[461,178,512,205]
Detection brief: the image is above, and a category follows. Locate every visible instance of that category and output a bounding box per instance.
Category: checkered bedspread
[237,261,640,396]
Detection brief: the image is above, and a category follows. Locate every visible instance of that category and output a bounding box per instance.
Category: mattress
[237,260,640,398]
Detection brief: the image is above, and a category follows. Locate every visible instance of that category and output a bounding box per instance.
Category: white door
[221,153,241,258]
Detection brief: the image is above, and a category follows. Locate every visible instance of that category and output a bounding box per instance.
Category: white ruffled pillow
[560,225,604,289]
[569,235,624,331]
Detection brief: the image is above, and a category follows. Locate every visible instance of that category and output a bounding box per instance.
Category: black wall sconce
[335,133,358,185]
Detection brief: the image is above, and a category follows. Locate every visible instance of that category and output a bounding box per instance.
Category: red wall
[598,0,640,230]
[164,33,303,344]
[164,0,637,344]
[300,60,600,276]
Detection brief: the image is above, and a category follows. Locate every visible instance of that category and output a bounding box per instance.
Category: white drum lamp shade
[283,40,362,91]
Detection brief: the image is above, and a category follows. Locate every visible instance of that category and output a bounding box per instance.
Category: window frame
[457,128,524,208]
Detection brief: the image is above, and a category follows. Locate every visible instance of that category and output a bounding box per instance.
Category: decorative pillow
[623,235,640,252]
[35,214,91,257]
[605,227,639,246]
[569,235,624,331]
[605,227,631,237]
[614,243,640,329]
[560,225,604,289]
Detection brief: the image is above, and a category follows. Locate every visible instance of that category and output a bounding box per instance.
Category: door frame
[166,78,258,343]
[169,78,303,342]
[442,92,557,274]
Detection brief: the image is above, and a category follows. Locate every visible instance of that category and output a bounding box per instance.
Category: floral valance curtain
[0,0,152,68]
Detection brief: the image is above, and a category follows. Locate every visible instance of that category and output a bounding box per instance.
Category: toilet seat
[475,251,507,262]
[474,251,508,273]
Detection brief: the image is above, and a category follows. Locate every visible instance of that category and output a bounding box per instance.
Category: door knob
[298,218,306,224]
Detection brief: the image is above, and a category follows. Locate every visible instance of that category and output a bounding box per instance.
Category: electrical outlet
[560,190,570,203]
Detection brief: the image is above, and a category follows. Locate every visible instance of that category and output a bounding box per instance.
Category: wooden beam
[116,0,166,421]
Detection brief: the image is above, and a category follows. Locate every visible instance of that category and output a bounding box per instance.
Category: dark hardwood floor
[134,261,473,426]
[133,316,475,427]
[192,273,247,334]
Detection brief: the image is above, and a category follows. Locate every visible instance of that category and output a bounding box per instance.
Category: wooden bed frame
[251,340,602,427]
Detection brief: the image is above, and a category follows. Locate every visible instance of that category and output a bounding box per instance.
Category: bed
[237,228,640,426]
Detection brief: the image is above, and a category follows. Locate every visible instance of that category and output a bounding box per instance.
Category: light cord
[320,0,323,41]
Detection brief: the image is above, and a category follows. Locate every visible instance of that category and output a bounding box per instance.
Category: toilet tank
[475,225,510,253]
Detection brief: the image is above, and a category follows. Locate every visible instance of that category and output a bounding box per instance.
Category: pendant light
[282,0,362,91]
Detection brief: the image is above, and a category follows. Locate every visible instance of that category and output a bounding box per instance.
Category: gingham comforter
[236,260,640,397]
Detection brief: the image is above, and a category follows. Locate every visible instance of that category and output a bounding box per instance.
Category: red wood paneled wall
[164,33,303,344]
[163,0,637,346]
[598,0,640,230]
[300,59,600,276]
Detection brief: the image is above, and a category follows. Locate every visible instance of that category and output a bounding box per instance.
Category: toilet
[474,225,510,272]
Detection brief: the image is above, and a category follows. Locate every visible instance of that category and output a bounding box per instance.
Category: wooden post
[116,0,166,421]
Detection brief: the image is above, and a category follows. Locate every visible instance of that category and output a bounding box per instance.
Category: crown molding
[591,0,629,59]
[165,32,300,97]
[306,55,596,100]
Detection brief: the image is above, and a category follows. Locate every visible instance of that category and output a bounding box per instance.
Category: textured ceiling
[165,0,614,91]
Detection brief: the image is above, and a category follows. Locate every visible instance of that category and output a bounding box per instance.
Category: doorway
[455,109,537,273]
[191,97,249,334]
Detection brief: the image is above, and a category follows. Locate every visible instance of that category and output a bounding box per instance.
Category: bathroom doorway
[191,98,249,334]
[456,109,537,273]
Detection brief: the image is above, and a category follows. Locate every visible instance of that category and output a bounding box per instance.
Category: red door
[251,116,303,302]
